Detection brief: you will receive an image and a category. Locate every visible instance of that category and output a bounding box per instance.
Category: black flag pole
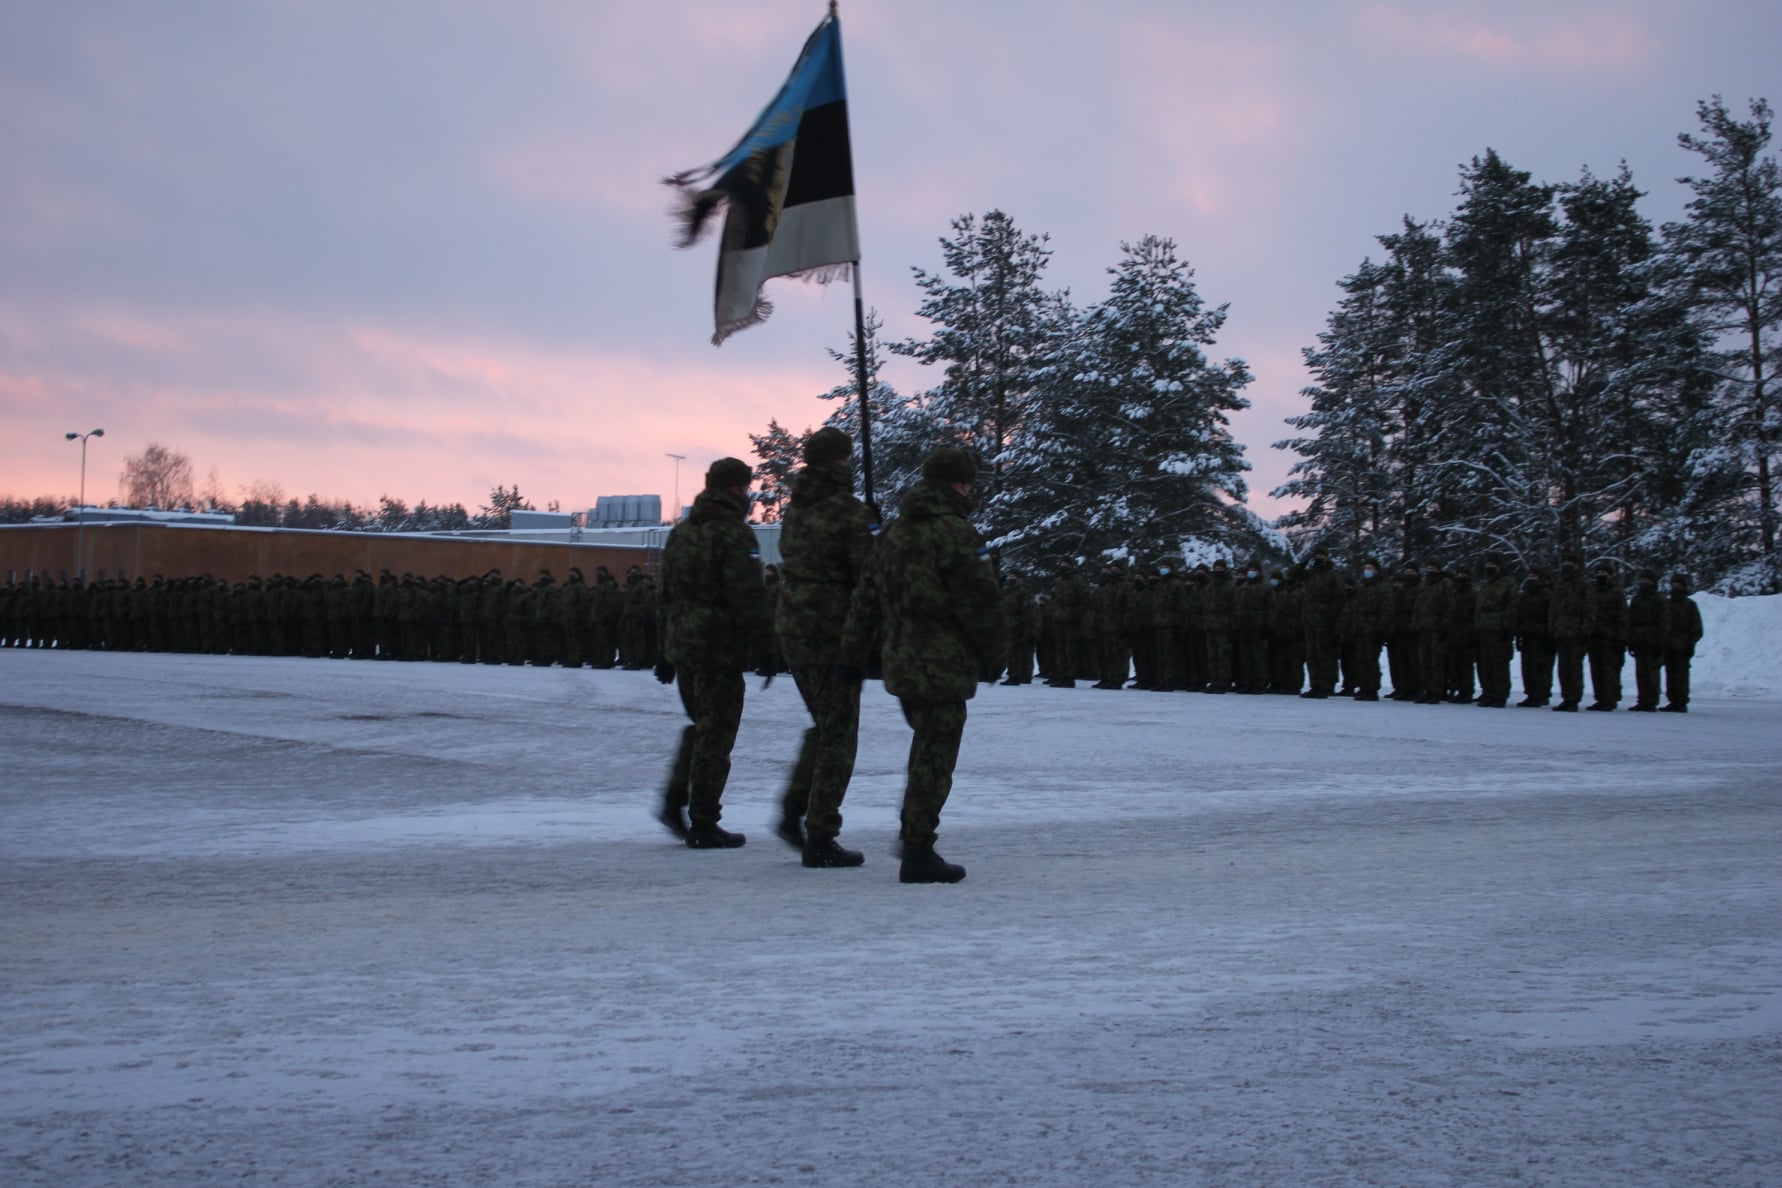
[851,263,878,520]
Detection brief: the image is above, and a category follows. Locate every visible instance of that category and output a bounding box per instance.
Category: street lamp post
[666,453,686,525]
[64,428,104,580]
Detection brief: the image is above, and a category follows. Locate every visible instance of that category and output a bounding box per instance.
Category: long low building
[3,516,784,586]
[1,521,660,586]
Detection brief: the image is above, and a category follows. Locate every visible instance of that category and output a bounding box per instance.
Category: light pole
[63,428,104,580]
[666,453,685,524]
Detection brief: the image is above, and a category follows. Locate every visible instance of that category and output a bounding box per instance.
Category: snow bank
[1691,592,1782,698]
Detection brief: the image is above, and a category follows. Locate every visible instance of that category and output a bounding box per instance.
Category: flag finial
[829,0,838,15]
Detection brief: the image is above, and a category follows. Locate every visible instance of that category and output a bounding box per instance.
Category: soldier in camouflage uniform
[1548,555,1592,711]
[1387,563,1422,700]
[1443,568,1477,703]
[1626,570,1666,712]
[1044,561,1087,688]
[1090,562,1132,689]
[590,566,621,668]
[1299,548,1341,698]
[774,428,874,867]
[1660,573,1703,712]
[1514,566,1556,707]
[1585,561,1627,711]
[1345,558,1391,699]
[842,447,1003,884]
[1411,563,1450,704]
[1000,571,1036,686]
[1231,560,1271,694]
[655,457,772,849]
[1471,556,1516,707]
[1200,559,1236,693]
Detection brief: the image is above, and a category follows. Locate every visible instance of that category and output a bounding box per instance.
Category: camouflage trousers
[1446,639,1476,700]
[666,667,746,826]
[1417,632,1447,698]
[897,698,967,848]
[1632,645,1663,708]
[1520,640,1556,702]
[786,653,862,838]
[1348,636,1382,694]
[1555,641,1587,705]
[1477,632,1514,703]
[1663,648,1692,708]
[1303,626,1338,694]
[1588,641,1625,705]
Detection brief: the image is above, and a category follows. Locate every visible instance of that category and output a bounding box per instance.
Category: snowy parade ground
[3,615,1779,1186]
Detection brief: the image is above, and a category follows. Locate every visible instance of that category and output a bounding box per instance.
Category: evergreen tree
[476,485,533,529]
[816,309,941,511]
[892,210,1061,536]
[1665,95,1782,589]
[748,419,802,523]
[1275,256,1405,561]
[1275,219,1453,565]
[998,236,1252,569]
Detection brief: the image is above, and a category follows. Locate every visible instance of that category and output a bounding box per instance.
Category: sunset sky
[3,1,1777,522]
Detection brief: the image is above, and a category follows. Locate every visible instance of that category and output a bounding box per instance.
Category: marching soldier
[655,458,772,848]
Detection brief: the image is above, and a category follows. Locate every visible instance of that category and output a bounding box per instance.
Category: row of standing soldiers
[0,566,666,670]
[995,551,1706,713]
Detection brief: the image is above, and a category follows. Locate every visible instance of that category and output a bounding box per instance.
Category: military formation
[7,453,1712,887]
[1002,549,1704,714]
[0,565,664,669]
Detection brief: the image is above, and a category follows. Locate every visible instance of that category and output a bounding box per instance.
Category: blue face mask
[1246,569,1259,580]
[1269,577,1279,588]
[1158,567,1171,576]
[1363,568,1378,580]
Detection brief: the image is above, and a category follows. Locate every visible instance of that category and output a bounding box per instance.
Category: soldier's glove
[653,658,675,684]
[834,664,864,689]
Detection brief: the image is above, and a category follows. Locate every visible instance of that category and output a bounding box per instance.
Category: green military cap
[706,457,753,489]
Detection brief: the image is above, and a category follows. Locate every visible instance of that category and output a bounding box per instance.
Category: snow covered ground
[2,597,1779,1186]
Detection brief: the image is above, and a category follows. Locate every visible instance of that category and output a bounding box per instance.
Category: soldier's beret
[706,457,753,489]
[804,427,852,465]
[922,447,977,484]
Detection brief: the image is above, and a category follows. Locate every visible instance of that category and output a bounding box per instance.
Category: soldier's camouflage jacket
[659,486,769,672]
[775,461,873,661]
[842,479,1002,702]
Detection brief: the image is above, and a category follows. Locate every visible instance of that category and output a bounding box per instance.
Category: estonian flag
[666,12,859,345]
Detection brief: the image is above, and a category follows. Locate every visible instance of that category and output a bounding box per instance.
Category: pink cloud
[1359,5,1654,70]
[1110,17,1300,220]
[0,305,842,515]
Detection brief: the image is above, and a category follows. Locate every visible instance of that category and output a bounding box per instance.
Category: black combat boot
[899,844,966,884]
[656,798,689,840]
[1552,700,1579,712]
[1585,701,1614,712]
[775,806,806,851]
[1516,696,1546,707]
[685,821,746,849]
[802,833,865,869]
